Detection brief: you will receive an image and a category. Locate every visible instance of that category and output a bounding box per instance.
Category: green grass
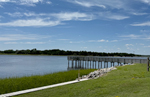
[0,69,96,94]
[15,64,150,97]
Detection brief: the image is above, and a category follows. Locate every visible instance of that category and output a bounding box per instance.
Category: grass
[15,63,150,97]
[0,69,96,94]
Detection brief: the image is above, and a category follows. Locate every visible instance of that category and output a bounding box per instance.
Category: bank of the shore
[15,63,150,97]
[0,69,96,95]
[1,66,117,97]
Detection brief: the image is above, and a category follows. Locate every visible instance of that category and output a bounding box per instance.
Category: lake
[0,55,68,78]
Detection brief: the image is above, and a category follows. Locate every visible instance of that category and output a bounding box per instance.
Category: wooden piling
[148,57,149,71]
[68,60,69,68]
[90,61,91,69]
[72,60,74,68]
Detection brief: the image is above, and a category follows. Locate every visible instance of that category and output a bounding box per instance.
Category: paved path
[0,79,88,97]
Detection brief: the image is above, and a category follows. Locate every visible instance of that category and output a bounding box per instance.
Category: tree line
[0,48,140,57]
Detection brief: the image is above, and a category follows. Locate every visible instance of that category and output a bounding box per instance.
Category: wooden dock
[67,56,147,70]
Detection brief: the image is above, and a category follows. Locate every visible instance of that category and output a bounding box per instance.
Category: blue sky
[0,0,150,55]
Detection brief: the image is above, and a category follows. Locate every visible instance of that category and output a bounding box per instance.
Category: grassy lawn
[15,64,150,97]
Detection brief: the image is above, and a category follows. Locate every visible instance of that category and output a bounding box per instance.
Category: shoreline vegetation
[0,48,140,57]
[0,69,96,94]
[15,63,150,97]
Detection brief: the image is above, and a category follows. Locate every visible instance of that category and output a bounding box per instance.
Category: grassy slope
[0,69,96,94]
[15,64,150,97]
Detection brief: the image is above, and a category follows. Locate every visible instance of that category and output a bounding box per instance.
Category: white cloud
[98,12,129,20]
[68,0,106,8]
[5,12,23,17]
[46,1,51,4]
[88,39,109,42]
[125,44,134,50]
[69,41,84,43]
[98,39,108,42]
[0,0,10,2]
[4,42,46,44]
[131,21,150,26]
[81,47,87,49]
[4,42,18,44]
[144,46,150,47]
[140,43,144,45]
[131,12,147,15]
[58,39,69,41]
[19,0,43,6]
[120,34,150,40]
[0,0,51,6]
[126,44,133,47]
[89,39,118,43]
[3,12,95,27]
[51,12,95,21]
[140,0,150,4]
[0,34,50,41]
[5,12,46,17]
[67,0,130,10]
[111,40,118,42]
[0,18,61,27]
[25,42,45,44]
[120,34,140,39]
[106,15,129,20]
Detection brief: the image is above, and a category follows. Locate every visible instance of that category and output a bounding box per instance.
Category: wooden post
[124,59,126,65]
[72,60,74,68]
[76,60,78,68]
[75,60,77,68]
[107,62,108,68]
[78,69,80,81]
[82,61,84,69]
[87,60,89,68]
[93,61,94,68]
[147,57,149,71]
[90,61,91,69]
[95,61,96,69]
[68,60,69,68]
[85,61,86,69]
[98,61,100,69]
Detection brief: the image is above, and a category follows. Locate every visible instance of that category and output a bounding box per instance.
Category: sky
[0,0,150,55]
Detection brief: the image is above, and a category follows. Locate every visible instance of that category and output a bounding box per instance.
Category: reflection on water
[0,55,68,78]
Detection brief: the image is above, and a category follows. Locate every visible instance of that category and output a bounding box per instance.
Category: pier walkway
[67,56,147,70]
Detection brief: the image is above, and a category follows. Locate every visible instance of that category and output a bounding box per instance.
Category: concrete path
[0,79,88,97]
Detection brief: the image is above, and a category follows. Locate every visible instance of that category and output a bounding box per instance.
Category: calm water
[0,55,68,78]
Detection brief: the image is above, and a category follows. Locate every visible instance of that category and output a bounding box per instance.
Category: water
[0,55,68,78]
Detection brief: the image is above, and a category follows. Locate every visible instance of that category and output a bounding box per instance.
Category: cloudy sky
[0,0,150,55]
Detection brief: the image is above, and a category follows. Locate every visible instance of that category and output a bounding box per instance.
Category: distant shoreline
[0,49,141,57]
